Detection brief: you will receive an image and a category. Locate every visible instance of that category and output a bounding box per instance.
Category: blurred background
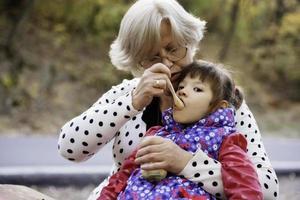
[0,0,299,199]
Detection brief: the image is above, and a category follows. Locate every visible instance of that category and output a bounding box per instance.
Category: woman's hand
[132,63,171,111]
[135,136,193,174]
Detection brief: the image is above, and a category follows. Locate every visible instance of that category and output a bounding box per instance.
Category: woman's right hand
[132,63,171,111]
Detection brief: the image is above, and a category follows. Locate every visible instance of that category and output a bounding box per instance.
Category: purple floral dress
[117,108,236,200]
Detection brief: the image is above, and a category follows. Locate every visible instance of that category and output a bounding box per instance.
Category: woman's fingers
[131,64,171,110]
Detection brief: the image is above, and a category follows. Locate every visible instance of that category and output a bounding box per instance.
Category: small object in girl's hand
[141,169,167,182]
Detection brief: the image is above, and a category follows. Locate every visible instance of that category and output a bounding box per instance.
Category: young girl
[98,61,262,200]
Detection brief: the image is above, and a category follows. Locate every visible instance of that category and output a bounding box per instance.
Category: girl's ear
[219,100,229,108]
[208,100,229,114]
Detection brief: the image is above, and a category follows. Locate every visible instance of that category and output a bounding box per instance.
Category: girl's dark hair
[177,60,243,109]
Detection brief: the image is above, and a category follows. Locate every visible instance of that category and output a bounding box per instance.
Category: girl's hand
[135,136,193,174]
[132,63,171,111]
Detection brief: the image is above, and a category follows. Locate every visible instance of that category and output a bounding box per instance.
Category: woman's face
[141,21,194,83]
[173,74,213,124]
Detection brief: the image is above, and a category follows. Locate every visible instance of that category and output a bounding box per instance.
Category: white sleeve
[235,101,279,199]
[58,78,141,162]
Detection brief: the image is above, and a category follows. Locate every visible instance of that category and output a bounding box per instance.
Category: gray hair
[109,0,206,76]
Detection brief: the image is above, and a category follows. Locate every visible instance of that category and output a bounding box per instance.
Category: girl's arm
[58,78,141,162]
[179,101,279,200]
[219,133,262,200]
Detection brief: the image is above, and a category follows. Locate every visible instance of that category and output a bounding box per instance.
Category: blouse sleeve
[179,101,279,200]
[58,78,141,162]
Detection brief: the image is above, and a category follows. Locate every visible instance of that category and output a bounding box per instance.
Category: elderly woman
[58,0,279,199]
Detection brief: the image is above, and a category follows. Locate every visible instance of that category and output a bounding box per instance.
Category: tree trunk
[218,0,240,61]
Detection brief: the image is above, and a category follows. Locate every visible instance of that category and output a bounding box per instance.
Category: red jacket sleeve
[97,126,162,200]
[219,133,263,200]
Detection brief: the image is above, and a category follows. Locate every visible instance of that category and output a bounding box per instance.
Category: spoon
[166,79,184,109]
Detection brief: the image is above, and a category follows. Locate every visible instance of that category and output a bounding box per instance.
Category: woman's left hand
[135,136,193,174]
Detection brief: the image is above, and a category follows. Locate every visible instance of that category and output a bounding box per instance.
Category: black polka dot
[252,152,257,156]
[96,133,102,138]
[248,124,252,128]
[208,170,214,175]
[95,110,99,113]
[198,182,204,187]
[62,134,65,139]
[58,145,60,149]
[97,142,102,146]
[275,179,278,184]
[135,124,140,129]
[116,131,120,136]
[257,164,262,168]
[82,142,88,146]
[212,181,218,187]
[262,157,265,161]
[245,134,248,138]
[124,115,130,119]
[113,91,116,94]
[258,144,261,148]
[248,114,251,118]
[67,149,73,154]
[113,112,117,116]
[119,148,123,153]
[70,138,75,143]
[84,130,89,135]
[128,140,133,145]
[139,133,143,137]
[83,116,87,120]
[266,175,270,179]
[255,130,258,133]
[83,151,89,154]
[267,169,272,174]
[241,112,244,115]
[125,132,129,137]
[110,122,115,127]
[204,160,209,165]
[132,116,136,121]
[192,161,197,167]
[98,121,103,126]
[118,102,122,106]
[89,119,94,124]
[240,121,244,126]
[103,110,108,114]
[105,99,109,103]
[113,154,116,158]
[264,183,269,189]
[121,87,124,90]
[126,105,131,111]
[117,140,121,145]
[68,158,75,161]
[215,193,221,198]
[70,122,73,127]
[194,173,200,178]
[274,192,277,197]
[251,138,255,143]
[75,126,79,131]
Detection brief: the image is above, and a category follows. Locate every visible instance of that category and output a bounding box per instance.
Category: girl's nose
[178,89,187,97]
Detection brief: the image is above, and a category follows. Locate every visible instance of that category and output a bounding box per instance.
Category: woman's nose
[162,58,173,68]
[160,49,173,68]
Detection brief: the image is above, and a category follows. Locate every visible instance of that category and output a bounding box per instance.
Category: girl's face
[140,21,194,83]
[173,74,213,124]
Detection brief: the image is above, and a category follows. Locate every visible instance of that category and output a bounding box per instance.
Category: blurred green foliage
[0,0,299,115]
